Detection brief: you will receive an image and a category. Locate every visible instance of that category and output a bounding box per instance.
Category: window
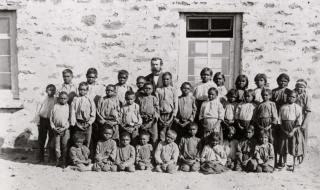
[0,11,18,99]
[179,13,242,89]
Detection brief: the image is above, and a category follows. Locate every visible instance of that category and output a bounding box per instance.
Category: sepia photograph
[0,0,319,190]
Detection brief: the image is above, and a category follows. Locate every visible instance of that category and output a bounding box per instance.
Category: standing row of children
[35,64,311,174]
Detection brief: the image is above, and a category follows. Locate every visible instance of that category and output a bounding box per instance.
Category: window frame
[0,10,18,99]
[178,12,242,89]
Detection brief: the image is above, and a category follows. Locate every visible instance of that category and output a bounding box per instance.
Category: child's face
[227,95,237,103]
[208,90,218,101]
[121,136,131,146]
[295,84,305,94]
[166,133,176,144]
[287,93,297,104]
[118,74,128,85]
[201,71,212,83]
[140,135,149,145]
[105,86,115,97]
[237,78,247,89]
[262,91,270,101]
[244,94,253,103]
[86,73,97,84]
[181,84,191,96]
[75,139,84,148]
[126,94,135,105]
[46,87,56,97]
[58,94,68,105]
[259,135,269,145]
[246,130,254,139]
[162,75,171,87]
[278,78,289,88]
[144,84,153,95]
[63,72,73,84]
[136,78,146,89]
[227,129,235,139]
[215,75,224,86]
[255,78,265,88]
[188,125,198,136]
[103,129,113,140]
[78,85,88,96]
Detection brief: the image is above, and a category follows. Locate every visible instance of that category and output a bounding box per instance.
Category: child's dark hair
[106,84,116,90]
[235,75,249,89]
[261,88,272,96]
[78,81,89,89]
[188,122,198,129]
[136,76,146,82]
[213,72,225,85]
[258,130,268,139]
[286,89,296,97]
[58,91,68,97]
[118,69,129,77]
[151,57,163,65]
[62,69,73,76]
[162,72,172,79]
[102,124,114,134]
[246,125,255,132]
[73,132,85,143]
[223,126,236,139]
[200,67,213,76]
[208,87,218,95]
[254,73,267,84]
[166,129,177,138]
[181,82,192,90]
[139,130,150,138]
[46,84,56,91]
[143,82,153,88]
[86,67,98,77]
[125,90,135,99]
[211,132,220,142]
[244,89,255,101]
[277,73,290,83]
[226,89,238,98]
[120,131,131,139]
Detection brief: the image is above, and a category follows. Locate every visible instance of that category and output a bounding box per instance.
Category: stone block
[81,15,96,26]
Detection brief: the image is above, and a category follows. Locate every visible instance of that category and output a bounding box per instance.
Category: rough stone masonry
[0,0,319,148]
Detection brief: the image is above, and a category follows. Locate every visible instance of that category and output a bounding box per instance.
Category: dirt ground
[0,147,319,190]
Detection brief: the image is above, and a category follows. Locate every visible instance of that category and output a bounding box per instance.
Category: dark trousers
[38,117,54,162]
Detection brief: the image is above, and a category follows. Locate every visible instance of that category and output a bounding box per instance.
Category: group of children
[34,66,311,174]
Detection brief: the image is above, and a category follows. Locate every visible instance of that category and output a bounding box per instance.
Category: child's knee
[127,165,135,172]
[138,163,146,170]
[256,165,263,173]
[155,165,163,172]
[246,160,258,172]
[191,162,200,172]
[92,163,101,172]
[110,165,118,172]
[263,165,274,173]
[180,164,190,172]
[166,164,177,174]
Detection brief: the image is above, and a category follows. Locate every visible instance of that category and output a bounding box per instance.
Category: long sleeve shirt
[69,145,90,165]
[199,99,225,120]
[200,144,227,165]
[115,83,133,105]
[154,141,179,164]
[236,139,256,161]
[87,82,105,102]
[50,103,70,130]
[95,139,117,162]
[254,143,274,167]
[34,96,56,125]
[279,103,303,125]
[177,95,197,121]
[254,101,278,124]
[135,144,153,163]
[96,96,121,125]
[156,86,178,116]
[179,137,200,161]
[116,145,135,166]
[138,95,159,117]
[121,103,142,126]
[235,102,256,121]
[58,83,78,104]
[295,91,312,115]
[224,102,237,123]
[193,81,217,101]
[70,95,96,126]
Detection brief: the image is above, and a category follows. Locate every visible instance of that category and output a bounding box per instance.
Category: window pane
[0,56,10,72]
[188,41,208,57]
[0,18,10,34]
[211,19,232,30]
[188,18,209,30]
[188,58,208,76]
[211,41,230,56]
[0,39,10,55]
[0,73,11,89]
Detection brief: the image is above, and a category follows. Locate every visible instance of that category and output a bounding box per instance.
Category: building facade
[0,0,319,147]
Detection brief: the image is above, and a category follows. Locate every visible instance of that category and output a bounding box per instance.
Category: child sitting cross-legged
[115,132,136,172]
[200,132,227,174]
[222,126,238,170]
[135,131,154,170]
[154,129,179,174]
[254,131,274,173]
[179,122,201,172]
[69,132,92,172]
[92,125,117,172]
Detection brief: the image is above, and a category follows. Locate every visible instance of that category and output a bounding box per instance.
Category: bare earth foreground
[0,147,319,190]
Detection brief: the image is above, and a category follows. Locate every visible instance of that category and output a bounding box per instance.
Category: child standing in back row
[254,73,268,103]
[135,76,146,102]
[272,73,291,111]
[50,91,70,168]
[156,72,178,142]
[213,72,228,102]
[115,70,133,105]
[58,69,77,105]
[235,75,249,103]
[85,68,105,105]
[174,82,197,143]
[35,84,56,163]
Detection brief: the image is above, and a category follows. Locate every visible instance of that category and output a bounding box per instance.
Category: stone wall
[0,0,320,147]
